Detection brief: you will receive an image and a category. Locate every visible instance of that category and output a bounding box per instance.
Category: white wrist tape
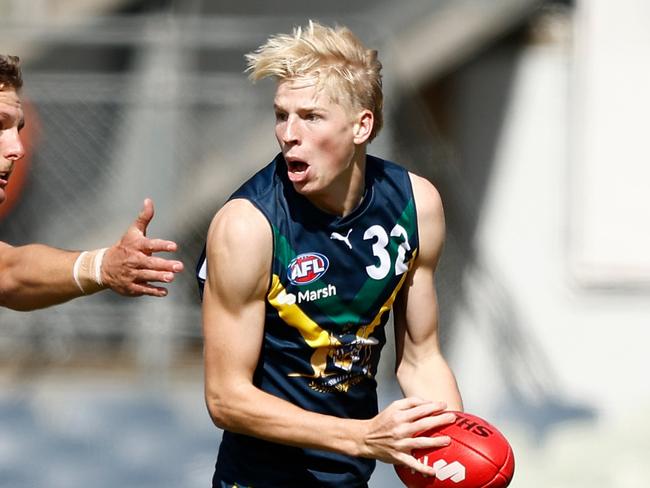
[94,247,107,286]
[72,251,87,292]
[72,248,109,294]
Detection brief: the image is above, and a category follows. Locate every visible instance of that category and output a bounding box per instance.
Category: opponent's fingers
[126,282,169,297]
[139,255,184,273]
[133,198,155,235]
[140,238,178,254]
[130,269,177,284]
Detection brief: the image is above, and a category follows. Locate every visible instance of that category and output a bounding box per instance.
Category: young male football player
[198,22,463,487]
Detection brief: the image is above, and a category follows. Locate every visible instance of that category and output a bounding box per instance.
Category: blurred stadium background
[1,0,649,486]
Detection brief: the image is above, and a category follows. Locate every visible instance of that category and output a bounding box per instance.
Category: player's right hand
[360,397,456,477]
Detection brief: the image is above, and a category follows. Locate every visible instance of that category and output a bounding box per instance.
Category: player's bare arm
[393,173,463,410]
[361,175,462,472]
[0,198,183,311]
[202,199,361,453]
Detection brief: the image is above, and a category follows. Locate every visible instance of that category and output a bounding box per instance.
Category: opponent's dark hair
[0,55,23,91]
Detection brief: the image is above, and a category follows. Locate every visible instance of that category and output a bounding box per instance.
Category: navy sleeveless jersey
[197,153,419,487]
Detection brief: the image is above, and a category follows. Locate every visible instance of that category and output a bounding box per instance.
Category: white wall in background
[571,0,650,285]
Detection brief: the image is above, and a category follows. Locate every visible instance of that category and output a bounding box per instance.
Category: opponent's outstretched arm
[0,198,183,311]
[202,198,453,477]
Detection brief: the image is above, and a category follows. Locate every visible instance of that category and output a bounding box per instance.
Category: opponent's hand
[361,398,456,477]
[101,198,184,297]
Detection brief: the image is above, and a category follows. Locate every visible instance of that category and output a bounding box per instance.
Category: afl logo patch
[288,253,329,286]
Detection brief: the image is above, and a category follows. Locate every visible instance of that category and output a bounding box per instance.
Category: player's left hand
[101,198,184,297]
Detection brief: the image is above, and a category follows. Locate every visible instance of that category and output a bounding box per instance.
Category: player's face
[0,88,26,205]
[274,79,365,204]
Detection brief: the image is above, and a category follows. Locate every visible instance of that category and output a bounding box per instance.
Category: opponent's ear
[353,110,374,144]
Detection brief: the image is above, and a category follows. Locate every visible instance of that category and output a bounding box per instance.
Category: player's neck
[309,153,367,217]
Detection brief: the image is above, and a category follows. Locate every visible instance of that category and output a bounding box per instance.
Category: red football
[395,411,515,488]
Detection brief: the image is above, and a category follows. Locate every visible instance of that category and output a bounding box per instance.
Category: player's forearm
[0,244,93,310]
[396,354,463,411]
[206,381,367,457]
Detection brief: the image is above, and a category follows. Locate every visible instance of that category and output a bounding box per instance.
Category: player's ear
[353,109,373,144]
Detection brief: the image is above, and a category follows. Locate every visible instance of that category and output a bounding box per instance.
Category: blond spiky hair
[245,20,383,141]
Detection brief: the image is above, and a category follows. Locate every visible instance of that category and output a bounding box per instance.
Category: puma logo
[330,229,353,250]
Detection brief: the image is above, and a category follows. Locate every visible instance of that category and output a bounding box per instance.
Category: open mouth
[286,159,308,173]
[284,155,311,184]
[0,172,10,182]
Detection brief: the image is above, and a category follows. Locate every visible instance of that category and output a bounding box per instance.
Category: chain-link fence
[0,12,289,370]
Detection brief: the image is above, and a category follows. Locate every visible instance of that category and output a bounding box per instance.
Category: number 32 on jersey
[363,224,411,280]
